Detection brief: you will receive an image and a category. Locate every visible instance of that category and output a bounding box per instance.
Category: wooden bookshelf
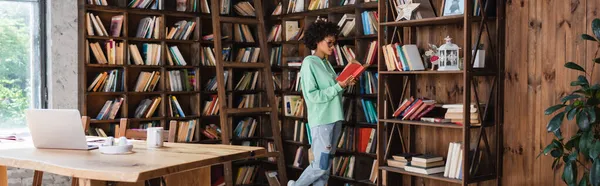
[376,0,505,185]
[78,0,287,185]
[264,0,380,185]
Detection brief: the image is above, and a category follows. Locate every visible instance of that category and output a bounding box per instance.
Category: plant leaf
[546,104,566,115]
[593,18,600,40]
[581,172,589,186]
[564,161,577,186]
[566,134,581,151]
[568,108,580,121]
[591,142,600,160]
[553,157,561,169]
[578,111,591,131]
[547,112,565,135]
[565,62,586,72]
[551,149,563,158]
[562,94,583,103]
[581,131,594,158]
[591,159,600,186]
[579,75,590,86]
[583,34,598,41]
[589,107,597,123]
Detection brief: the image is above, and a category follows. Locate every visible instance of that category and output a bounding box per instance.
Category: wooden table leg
[33,170,43,186]
[0,166,7,186]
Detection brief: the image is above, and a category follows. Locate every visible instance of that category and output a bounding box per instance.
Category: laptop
[25,109,98,150]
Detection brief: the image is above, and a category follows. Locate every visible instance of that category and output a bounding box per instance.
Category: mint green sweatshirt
[300,55,345,128]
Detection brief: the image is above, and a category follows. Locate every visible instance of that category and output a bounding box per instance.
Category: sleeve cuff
[333,83,344,93]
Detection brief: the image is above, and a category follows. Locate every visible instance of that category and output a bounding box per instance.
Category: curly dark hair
[302,20,340,50]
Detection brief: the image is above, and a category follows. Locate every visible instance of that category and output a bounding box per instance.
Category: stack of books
[166,20,196,40]
[392,97,437,121]
[96,97,124,120]
[382,43,426,71]
[234,71,259,91]
[233,117,257,138]
[202,96,220,116]
[133,97,162,118]
[404,154,446,175]
[167,95,186,117]
[361,11,378,35]
[174,120,196,142]
[233,2,256,16]
[337,14,356,37]
[201,124,222,139]
[233,24,255,42]
[133,71,160,92]
[135,16,161,39]
[443,104,482,126]
[284,95,304,117]
[387,153,420,169]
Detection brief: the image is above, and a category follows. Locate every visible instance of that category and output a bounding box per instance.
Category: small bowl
[99,144,134,155]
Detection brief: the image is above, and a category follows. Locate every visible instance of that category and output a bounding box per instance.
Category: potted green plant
[541,18,600,186]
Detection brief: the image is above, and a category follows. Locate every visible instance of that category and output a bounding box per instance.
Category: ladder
[209,0,288,185]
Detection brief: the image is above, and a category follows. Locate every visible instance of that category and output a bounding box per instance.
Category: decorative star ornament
[395,2,420,21]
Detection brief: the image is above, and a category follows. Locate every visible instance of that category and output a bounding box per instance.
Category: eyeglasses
[326,40,336,47]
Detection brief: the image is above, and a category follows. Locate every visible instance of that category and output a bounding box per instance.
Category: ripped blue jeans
[293,121,343,186]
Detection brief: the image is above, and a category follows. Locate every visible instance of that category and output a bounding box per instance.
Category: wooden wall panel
[503,0,598,185]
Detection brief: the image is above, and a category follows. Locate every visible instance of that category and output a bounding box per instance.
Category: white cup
[146,127,164,148]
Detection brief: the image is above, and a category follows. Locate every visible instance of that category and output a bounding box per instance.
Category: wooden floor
[503,0,599,185]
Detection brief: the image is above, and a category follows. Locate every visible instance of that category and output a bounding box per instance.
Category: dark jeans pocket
[319,152,331,170]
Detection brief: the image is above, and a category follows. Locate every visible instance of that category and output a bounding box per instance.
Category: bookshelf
[264,0,380,185]
[78,0,287,185]
[376,0,504,186]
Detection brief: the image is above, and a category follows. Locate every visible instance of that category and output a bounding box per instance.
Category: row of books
[292,121,307,143]
[363,40,378,65]
[361,11,378,35]
[202,96,220,115]
[286,0,305,13]
[267,24,282,42]
[166,69,196,92]
[393,97,437,120]
[96,98,124,120]
[87,0,108,6]
[235,47,261,63]
[236,94,257,108]
[234,71,260,91]
[332,44,356,66]
[233,117,258,138]
[135,16,161,39]
[133,97,162,118]
[343,97,354,121]
[137,121,159,129]
[270,46,282,66]
[235,166,258,185]
[88,40,125,65]
[444,142,464,179]
[133,71,161,92]
[201,47,233,66]
[286,57,303,67]
[201,124,222,139]
[272,74,282,90]
[382,43,426,71]
[88,69,124,92]
[233,2,256,16]
[359,99,377,123]
[167,46,188,66]
[360,71,377,94]
[89,126,114,137]
[129,43,162,65]
[173,120,197,142]
[307,0,329,10]
[233,24,255,42]
[85,13,122,37]
[337,127,355,151]
[285,21,304,41]
[292,146,304,167]
[167,95,186,117]
[331,155,355,178]
[338,0,356,6]
[337,14,356,37]
[271,3,282,15]
[166,20,196,40]
[204,71,229,91]
[441,104,482,125]
[357,128,376,153]
[284,95,304,117]
[288,71,302,92]
[267,142,277,162]
[128,0,162,10]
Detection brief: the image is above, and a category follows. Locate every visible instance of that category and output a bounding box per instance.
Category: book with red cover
[336,63,368,81]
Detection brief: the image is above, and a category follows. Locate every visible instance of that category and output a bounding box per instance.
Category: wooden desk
[0,141,265,186]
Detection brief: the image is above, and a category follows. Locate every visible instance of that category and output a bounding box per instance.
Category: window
[0,0,45,129]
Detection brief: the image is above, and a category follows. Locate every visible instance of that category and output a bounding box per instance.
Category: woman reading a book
[288,20,357,186]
